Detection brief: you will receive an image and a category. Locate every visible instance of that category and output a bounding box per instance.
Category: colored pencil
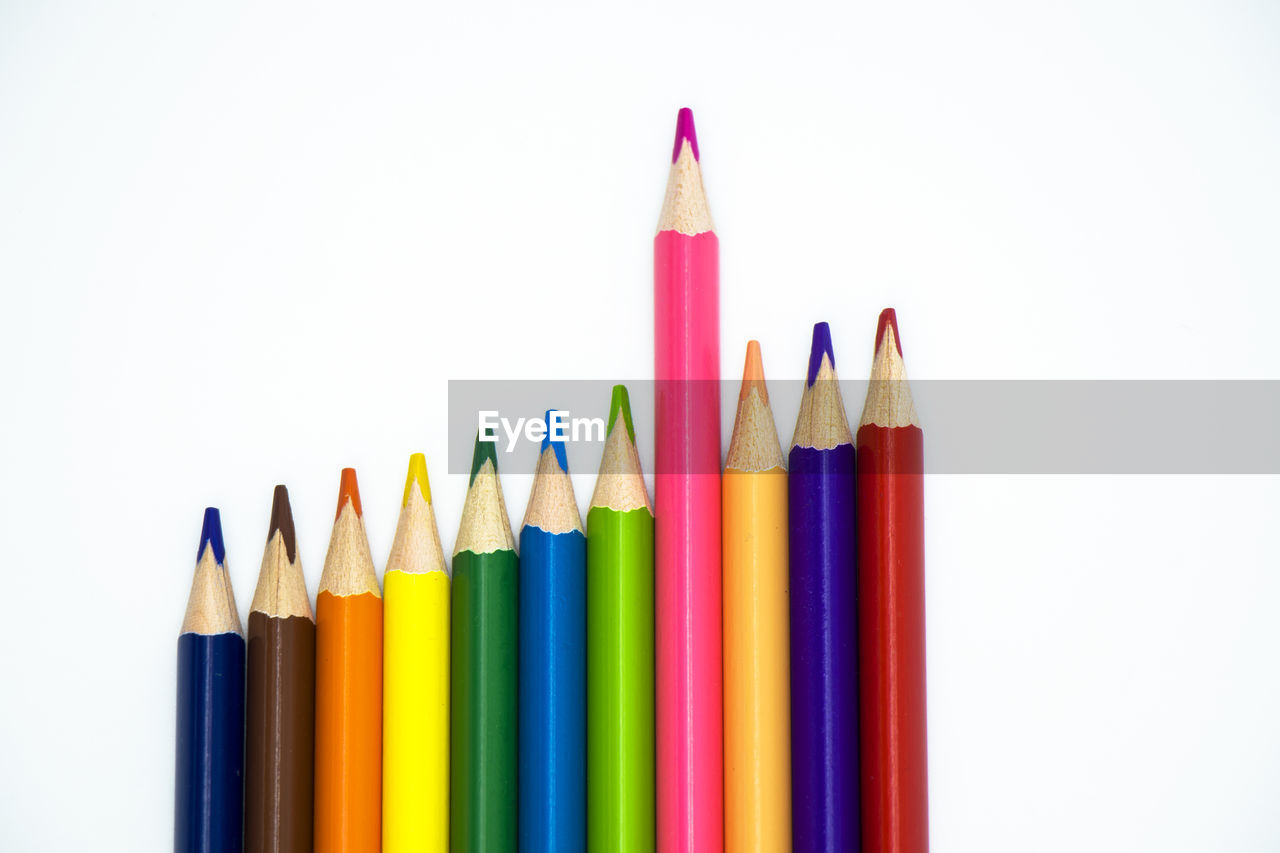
[586,385,656,853]
[315,469,383,853]
[519,411,587,853]
[451,435,518,852]
[789,322,859,853]
[723,341,792,852]
[856,309,928,852]
[383,454,450,853]
[654,105,722,853]
[176,507,245,853]
[245,486,315,853]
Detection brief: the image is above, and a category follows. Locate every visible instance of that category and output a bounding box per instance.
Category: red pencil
[857,308,929,852]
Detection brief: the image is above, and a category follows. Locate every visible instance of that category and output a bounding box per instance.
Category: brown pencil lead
[269,484,298,563]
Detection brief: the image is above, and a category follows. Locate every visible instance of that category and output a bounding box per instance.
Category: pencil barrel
[723,467,792,851]
[450,549,517,853]
[856,425,928,852]
[245,614,314,853]
[314,591,383,853]
[654,226,723,853]
[519,527,587,852]
[586,505,656,852]
[788,444,858,853]
[175,632,246,853]
[383,570,450,853]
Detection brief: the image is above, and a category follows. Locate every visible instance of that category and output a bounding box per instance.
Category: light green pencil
[586,385,656,851]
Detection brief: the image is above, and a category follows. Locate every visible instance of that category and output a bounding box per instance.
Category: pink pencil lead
[672,107,700,163]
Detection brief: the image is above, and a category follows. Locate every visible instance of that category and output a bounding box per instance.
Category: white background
[2,1,1278,849]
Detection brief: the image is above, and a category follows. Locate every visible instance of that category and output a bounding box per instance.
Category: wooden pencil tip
[672,107,700,162]
[198,507,225,565]
[542,409,570,473]
[470,431,500,485]
[608,385,637,444]
[268,485,297,562]
[875,307,903,358]
[403,453,432,507]
[336,467,363,519]
[740,340,769,403]
[807,321,836,385]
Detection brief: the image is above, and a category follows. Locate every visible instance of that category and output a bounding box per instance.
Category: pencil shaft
[856,425,928,852]
[519,526,587,852]
[314,591,383,853]
[654,226,723,853]
[788,443,858,853]
[245,614,315,853]
[450,548,517,853]
[175,632,246,853]
[383,570,450,852]
[723,467,792,851]
[586,505,656,852]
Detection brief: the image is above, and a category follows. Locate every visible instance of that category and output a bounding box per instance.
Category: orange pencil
[723,341,792,851]
[315,468,383,853]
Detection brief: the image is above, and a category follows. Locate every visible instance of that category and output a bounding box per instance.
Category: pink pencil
[654,106,722,853]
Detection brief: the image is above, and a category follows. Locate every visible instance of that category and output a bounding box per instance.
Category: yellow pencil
[723,340,792,851]
[382,453,450,852]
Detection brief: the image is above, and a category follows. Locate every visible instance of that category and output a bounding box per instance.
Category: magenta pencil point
[672,107,700,162]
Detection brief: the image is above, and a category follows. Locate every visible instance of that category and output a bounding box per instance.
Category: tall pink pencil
[654,106,722,853]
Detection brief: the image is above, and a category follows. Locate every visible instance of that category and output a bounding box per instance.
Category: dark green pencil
[451,434,518,852]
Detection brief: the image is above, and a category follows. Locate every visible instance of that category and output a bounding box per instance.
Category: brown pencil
[245,485,316,853]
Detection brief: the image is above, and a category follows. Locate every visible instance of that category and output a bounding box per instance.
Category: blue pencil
[176,508,246,853]
[788,323,859,853]
[519,410,588,853]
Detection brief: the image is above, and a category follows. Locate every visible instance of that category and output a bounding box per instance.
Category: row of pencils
[177,108,927,853]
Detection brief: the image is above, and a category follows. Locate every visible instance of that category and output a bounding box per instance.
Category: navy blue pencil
[789,323,859,853]
[176,508,246,853]
[519,411,588,852]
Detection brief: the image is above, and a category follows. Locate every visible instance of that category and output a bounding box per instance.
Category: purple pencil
[788,322,859,852]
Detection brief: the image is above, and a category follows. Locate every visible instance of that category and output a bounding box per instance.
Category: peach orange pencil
[315,469,383,853]
[723,341,792,852]
[654,106,722,853]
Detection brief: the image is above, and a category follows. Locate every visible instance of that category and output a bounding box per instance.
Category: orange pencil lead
[336,467,363,519]
[739,340,769,404]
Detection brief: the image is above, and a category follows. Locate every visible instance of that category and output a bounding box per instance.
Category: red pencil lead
[874,308,903,358]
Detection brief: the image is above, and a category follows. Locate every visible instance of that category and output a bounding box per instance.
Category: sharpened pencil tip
[470,431,500,485]
[268,485,298,562]
[541,409,570,472]
[807,321,836,385]
[673,107,700,163]
[875,308,903,358]
[740,340,769,403]
[404,453,432,507]
[336,468,363,519]
[199,507,226,565]
[608,384,636,444]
